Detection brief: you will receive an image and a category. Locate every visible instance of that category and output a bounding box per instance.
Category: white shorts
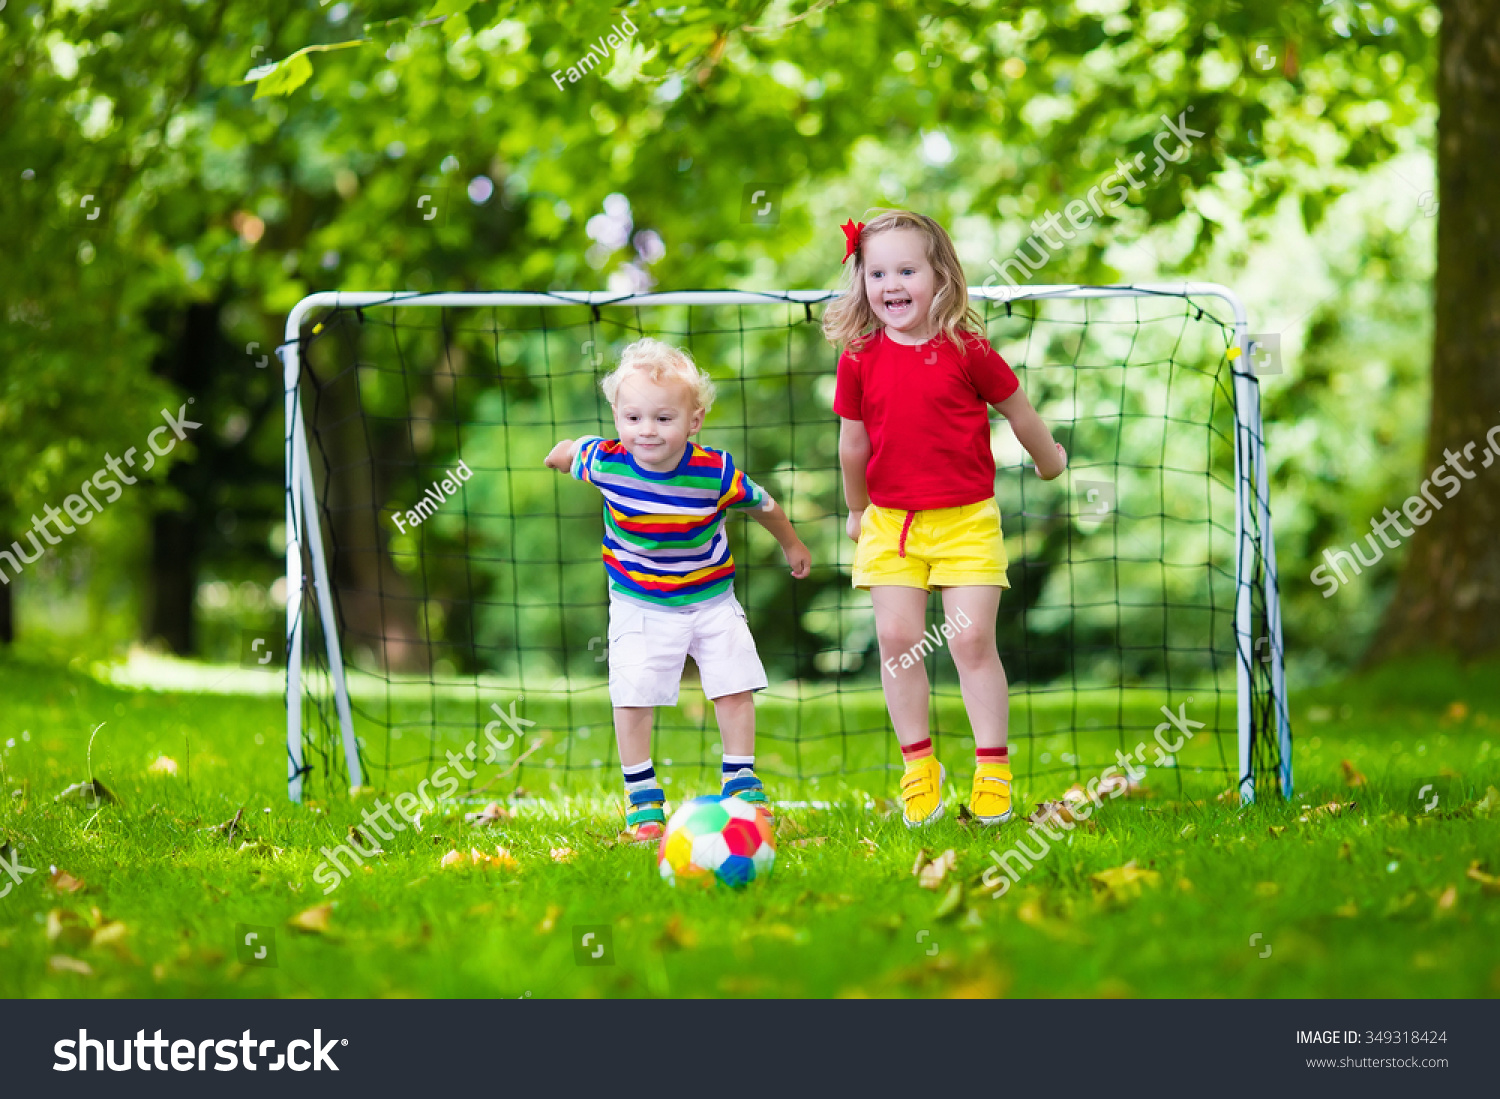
[606,595,769,707]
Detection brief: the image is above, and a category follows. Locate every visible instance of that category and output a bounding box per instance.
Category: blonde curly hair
[600,337,717,412]
[820,209,985,354]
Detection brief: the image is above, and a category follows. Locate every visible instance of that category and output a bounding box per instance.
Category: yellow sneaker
[969,762,1013,824]
[898,755,946,828]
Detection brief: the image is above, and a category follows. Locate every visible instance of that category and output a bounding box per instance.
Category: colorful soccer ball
[657,795,775,888]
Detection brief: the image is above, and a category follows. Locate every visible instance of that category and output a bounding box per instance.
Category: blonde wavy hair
[820,209,985,354]
[600,337,717,412]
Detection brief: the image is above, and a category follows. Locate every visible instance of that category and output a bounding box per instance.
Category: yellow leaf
[1339,759,1366,787]
[1473,786,1500,818]
[1436,885,1458,912]
[549,847,574,863]
[288,903,333,933]
[49,955,94,977]
[1298,800,1355,824]
[1089,860,1161,902]
[440,849,466,869]
[914,848,957,890]
[46,910,93,950]
[466,802,511,827]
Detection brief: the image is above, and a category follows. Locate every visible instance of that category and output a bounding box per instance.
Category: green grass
[1,650,1498,998]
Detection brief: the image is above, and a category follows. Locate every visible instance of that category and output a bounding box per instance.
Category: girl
[824,210,1067,827]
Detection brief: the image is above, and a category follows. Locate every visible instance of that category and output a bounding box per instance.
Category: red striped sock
[900,737,934,764]
[977,746,1009,764]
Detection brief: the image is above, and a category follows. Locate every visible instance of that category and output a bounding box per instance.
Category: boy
[545,338,811,840]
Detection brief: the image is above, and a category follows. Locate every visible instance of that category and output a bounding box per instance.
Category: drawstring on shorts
[898,510,916,558]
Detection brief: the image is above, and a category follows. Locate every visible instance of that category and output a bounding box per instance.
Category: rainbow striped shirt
[571,436,768,608]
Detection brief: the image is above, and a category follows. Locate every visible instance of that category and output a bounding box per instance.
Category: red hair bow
[840,218,865,264]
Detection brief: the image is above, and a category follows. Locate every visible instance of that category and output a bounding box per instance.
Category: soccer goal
[278,285,1292,808]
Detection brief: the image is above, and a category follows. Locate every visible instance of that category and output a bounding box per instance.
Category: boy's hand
[782,539,812,578]
[544,439,576,472]
[846,508,865,543]
[1036,442,1068,481]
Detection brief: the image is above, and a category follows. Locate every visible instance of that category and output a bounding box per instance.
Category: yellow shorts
[852,499,1010,591]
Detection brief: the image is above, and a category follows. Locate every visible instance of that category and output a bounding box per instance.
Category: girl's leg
[871,585,935,746]
[939,586,1008,749]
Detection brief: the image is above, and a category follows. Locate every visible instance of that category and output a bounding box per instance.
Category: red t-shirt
[833,328,1020,510]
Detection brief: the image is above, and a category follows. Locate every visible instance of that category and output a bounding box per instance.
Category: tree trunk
[1371,0,1500,660]
[146,511,197,652]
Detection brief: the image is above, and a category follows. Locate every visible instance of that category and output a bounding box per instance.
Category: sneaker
[898,755,946,827]
[969,762,1013,825]
[622,787,667,843]
[722,769,774,822]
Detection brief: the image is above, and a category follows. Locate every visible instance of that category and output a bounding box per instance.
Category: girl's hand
[544,439,576,472]
[1036,442,1068,481]
[846,508,866,543]
[782,540,812,579]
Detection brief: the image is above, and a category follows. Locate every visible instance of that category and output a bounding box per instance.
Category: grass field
[2,649,1498,998]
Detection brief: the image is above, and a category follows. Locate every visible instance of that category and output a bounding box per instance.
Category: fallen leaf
[440,849,466,869]
[1298,800,1355,824]
[288,903,333,933]
[1436,885,1458,912]
[1216,788,1240,806]
[1096,771,1148,799]
[46,910,93,950]
[1266,825,1285,838]
[490,846,519,870]
[1089,860,1161,902]
[1465,861,1500,895]
[466,802,511,827]
[49,955,94,977]
[1027,799,1093,828]
[933,881,964,920]
[55,779,116,805]
[858,837,880,858]
[201,809,243,842]
[236,840,284,860]
[148,756,179,777]
[548,847,575,863]
[90,920,131,954]
[1339,759,1366,787]
[536,904,562,934]
[791,836,828,848]
[913,849,957,890]
[656,914,699,951]
[1473,786,1500,818]
[1445,701,1469,723]
[49,868,86,894]
[348,827,383,856]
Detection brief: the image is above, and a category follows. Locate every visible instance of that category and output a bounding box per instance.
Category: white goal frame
[280,284,1293,804]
